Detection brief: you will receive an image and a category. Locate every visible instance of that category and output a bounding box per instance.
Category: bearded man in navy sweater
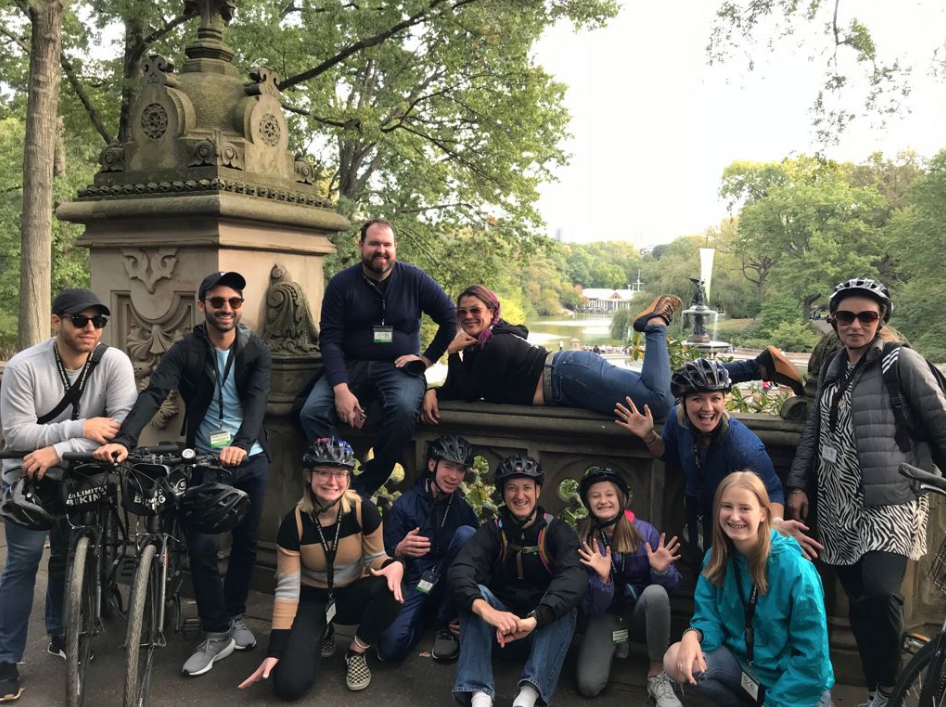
[301,219,456,496]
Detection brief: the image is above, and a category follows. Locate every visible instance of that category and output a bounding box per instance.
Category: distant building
[553,227,566,242]
[580,288,636,312]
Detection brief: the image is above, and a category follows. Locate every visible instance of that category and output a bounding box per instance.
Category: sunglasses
[833,310,881,326]
[204,296,244,309]
[457,306,487,316]
[314,468,350,480]
[68,314,109,329]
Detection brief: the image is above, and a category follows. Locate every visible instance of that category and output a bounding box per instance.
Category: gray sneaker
[229,616,256,650]
[647,672,682,707]
[181,632,236,676]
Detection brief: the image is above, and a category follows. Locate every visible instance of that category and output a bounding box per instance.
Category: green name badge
[373,326,394,344]
[209,429,233,449]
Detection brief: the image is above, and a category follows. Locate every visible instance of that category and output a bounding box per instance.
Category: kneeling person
[378,435,478,662]
[449,455,585,707]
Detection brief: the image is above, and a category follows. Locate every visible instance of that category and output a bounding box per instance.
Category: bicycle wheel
[889,636,946,706]
[65,535,96,707]
[124,543,158,707]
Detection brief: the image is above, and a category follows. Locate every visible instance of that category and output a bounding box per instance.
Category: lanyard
[315,511,344,598]
[597,529,632,604]
[53,345,94,421]
[363,274,390,326]
[212,347,236,422]
[733,564,759,665]
[427,480,455,544]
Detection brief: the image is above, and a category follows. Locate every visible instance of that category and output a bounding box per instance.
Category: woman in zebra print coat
[787,277,946,707]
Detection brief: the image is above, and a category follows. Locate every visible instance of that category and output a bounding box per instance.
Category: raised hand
[614,396,655,440]
[578,540,612,582]
[646,533,682,573]
[395,527,432,559]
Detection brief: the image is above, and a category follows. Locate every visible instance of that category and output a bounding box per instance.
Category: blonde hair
[299,467,359,517]
[703,471,772,595]
[577,481,642,554]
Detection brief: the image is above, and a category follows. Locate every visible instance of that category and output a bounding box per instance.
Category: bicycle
[889,462,946,706]
[120,445,224,707]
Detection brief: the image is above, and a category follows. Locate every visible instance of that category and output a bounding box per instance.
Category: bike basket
[122,463,173,517]
[62,464,109,512]
[929,533,946,594]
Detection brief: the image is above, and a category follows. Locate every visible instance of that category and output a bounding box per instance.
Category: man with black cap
[95,271,272,678]
[0,288,136,702]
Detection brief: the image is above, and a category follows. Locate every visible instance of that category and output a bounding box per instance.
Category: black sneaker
[430,626,459,662]
[0,662,22,702]
[48,635,93,663]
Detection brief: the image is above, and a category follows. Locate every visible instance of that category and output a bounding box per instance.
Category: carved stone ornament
[189,128,244,170]
[141,54,179,87]
[122,248,179,294]
[294,154,314,185]
[77,176,331,208]
[259,114,281,147]
[262,264,319,355]
[98,143,124,173]
[141,103,169,140]
[245,67,281,97]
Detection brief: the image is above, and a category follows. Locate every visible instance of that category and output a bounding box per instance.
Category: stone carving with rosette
[189,128,244,170]
[141,53,179,88]
[122,248,179,294]
[98,144,124,173]
[261,264,319,355]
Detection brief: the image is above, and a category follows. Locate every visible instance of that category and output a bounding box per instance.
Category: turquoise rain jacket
[691,530,834,707]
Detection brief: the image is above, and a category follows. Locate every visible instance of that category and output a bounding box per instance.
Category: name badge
[417,568,439,595]
[373,326,394,344]
[821,445,838,464]
[740,670,759,701]
[209,429,233,449]
[611,628,629,645]
[325,599,337,623]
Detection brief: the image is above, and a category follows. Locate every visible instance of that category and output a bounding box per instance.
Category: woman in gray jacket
[786,278,946,707]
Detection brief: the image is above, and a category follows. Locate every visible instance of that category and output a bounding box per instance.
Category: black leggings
[273,574,402,701]
[834,551,907,691]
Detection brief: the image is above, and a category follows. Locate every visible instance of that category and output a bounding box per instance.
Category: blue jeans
[692,646,832,707]
[299,361,426,496]
[453,585,576,706]
[185,453,268,633]
[0,501,68,663]
[377,525,477,662]
[550,325,673,420]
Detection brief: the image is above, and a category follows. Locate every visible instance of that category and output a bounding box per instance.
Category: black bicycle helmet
[670,359,733,400]
[428,435,475,467]
[122,463,173,517]
[494,454,544,492]
[0,476,62,531]
[303,437,355,469]
[828,277,892,322]
[63,464,109,513]
[579,466,630,511]
[180,482,250,534]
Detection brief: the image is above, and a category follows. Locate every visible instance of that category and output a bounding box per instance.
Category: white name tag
[611,628,628,645]
[740,670,759,701]
[325,600,337,623]
[821,445,838,464]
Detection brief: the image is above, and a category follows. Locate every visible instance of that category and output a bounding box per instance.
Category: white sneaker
[647,672,682,707]
[181,632,236,676]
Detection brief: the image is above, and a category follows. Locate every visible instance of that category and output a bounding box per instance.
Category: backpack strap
[494,514,554,578]
[37,343,109,425]
[881,342,913,454]
[295,505,304,539]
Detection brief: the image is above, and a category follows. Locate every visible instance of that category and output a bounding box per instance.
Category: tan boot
[633,295,682,332]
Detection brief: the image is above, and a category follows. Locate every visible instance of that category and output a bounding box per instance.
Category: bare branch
[127,12,194,70]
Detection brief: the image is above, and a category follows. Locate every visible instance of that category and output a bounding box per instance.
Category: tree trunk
[118,11,144,143]
[18,0,64,350]
[802,293,820,320]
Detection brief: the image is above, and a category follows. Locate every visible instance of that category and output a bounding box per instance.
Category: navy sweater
[319,262,456,388]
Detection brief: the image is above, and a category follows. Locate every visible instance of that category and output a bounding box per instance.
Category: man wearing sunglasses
[95,271,272,678]
[299,218,456,496]
[0,289,137,701]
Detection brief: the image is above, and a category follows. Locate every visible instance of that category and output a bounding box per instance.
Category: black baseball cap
[198,271,246,300]
[52,288,110,316]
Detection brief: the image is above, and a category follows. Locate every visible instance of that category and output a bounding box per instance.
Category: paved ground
[0,525,870,706]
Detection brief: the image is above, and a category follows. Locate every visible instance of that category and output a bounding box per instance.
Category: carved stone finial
[184,0,236,31]
[189,129,244,170]
[245,67,281,97]
[262,265,320,355]
[142,54,179,87]
[294,154,314,185]
[182,0,236,65]
[98,143,124,173]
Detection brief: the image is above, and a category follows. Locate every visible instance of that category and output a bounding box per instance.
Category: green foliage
[727,385,791,415]
[758,293,802,336]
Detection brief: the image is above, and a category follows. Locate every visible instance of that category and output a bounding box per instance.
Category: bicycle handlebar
[61,452,101,463]
[0,450,25,459]
[899,462,946,497]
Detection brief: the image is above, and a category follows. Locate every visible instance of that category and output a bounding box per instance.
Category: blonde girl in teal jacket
[663,472,834,707]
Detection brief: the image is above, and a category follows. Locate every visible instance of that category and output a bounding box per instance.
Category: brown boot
[756,345,804,395]
[633,295,682,332]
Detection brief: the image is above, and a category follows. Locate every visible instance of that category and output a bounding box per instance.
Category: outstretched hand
[646,533,682,573]
[614,397,655,439]
[578,540,612,581]
[370,562,405,603]
[239,657,279,689]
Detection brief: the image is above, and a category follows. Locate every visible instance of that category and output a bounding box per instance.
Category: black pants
[834,551,907,691]
[272,574,402,701]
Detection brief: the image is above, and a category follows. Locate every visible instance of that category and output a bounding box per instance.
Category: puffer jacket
[787,337,946,506]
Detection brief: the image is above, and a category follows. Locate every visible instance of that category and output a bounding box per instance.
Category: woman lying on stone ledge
[421,285,805,426]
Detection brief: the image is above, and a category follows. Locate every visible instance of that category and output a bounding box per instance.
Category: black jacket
[448,505,585,628]
[114,323,272,455]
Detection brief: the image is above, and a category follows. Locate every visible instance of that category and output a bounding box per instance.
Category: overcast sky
[533,1,946,249]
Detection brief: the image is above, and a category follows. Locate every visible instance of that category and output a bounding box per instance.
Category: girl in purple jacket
[575,467,682,706]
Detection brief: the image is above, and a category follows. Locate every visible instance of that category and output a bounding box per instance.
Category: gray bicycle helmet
[670,359,733,400]
[428,435,475,467]
[180,482,250,534]
[494,454,544,492]
[303,437,355,469]
[579,466,630,511]
[828,277,892,322]
[0,476,62,531]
